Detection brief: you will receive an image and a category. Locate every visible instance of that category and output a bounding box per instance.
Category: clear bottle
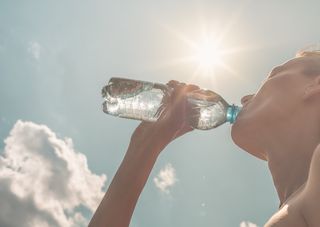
[102,77,172,122]
[102,77,242,130]
[186,89,241,130]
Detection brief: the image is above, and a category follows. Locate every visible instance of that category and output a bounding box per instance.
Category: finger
[167,80,186,89]
[185,84,200,92]
[166,82,200,116]
[174,83,200,95]
[167,80,177,86]
[171,84,200,104]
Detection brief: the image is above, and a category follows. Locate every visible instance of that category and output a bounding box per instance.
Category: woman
[89,49,320,227]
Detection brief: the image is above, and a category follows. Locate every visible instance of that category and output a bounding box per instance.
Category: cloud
[0,120,107,227]
[28,41,41,60]
[153,163,177,194]
[240,221,259,227]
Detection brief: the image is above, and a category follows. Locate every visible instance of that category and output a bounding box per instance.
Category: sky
[0,0,319,226]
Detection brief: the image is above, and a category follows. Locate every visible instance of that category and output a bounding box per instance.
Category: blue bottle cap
[226,105,242,124]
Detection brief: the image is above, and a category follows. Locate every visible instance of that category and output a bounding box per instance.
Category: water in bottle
[102,77,242,130]
[186,89,241,130]
[102,77,172,122]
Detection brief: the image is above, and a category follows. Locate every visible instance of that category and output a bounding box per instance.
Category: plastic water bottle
[102,77,172,122]
[102,77,242,130]
[186,89,241,130]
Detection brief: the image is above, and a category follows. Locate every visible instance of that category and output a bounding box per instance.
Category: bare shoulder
[264,147,320,227]
[299,144,320,226]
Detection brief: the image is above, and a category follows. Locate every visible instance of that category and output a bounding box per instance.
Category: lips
[236,102,250,118]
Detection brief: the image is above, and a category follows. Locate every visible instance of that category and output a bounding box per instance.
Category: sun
[165,31,227,76]
[194,39,222,72]
[159,22,246,80]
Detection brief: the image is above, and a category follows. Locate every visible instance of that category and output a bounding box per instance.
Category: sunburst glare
[175,33,231,82]
[156,19,256,86]
[158,23,237,82]
[192,37,223,73]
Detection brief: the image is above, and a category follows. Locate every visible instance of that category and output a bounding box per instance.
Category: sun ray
[158,23,198,49]
[214,0,253,44]
[153,7,263,85]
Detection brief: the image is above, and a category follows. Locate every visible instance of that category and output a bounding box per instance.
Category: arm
[89,81,199,227]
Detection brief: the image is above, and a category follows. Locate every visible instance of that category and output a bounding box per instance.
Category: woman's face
[231,56,316,160]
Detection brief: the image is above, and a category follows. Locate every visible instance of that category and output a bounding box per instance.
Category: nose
[241,94,254,106]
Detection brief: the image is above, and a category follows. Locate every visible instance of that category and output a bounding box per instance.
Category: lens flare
[194,39,222,72]
[158,20,256,82]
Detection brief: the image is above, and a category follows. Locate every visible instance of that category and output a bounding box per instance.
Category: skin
[232,55,320,226]
[89,55,320,227]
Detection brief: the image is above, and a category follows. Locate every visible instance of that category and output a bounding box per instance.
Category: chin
[230,120,245,150]
[231,118,267,161]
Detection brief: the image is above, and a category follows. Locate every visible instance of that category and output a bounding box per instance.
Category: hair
[296,44,320,57]
[293,44,320,77]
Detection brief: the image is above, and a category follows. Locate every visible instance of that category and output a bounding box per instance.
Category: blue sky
[0,1,319,226]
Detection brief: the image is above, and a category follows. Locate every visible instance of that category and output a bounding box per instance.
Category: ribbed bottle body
[102,77,242,129]
[102,77,171,122]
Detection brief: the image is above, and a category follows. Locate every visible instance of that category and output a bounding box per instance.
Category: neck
[263,115,320,208]
[268,153,310,208]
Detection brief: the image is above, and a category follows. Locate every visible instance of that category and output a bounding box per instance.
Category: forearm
[89,81,197,227]
[89,134,164,227]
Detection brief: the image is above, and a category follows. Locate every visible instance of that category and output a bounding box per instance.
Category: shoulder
[299,144,320,226]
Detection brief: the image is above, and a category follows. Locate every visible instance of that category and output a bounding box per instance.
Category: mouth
[236,104,247,119]
[242,100,253,109]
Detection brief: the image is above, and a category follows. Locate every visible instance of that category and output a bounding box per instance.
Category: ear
[303,75,320,100]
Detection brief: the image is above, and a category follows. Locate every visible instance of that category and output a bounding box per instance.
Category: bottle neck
[226,105,242,124]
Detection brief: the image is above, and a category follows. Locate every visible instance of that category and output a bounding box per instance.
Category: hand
[130,80,200,154]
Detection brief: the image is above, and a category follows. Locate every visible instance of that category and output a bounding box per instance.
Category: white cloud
[28,41,41,60]
[153,163,177,194]
[240,221,259,227]
[0,120,107,227]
